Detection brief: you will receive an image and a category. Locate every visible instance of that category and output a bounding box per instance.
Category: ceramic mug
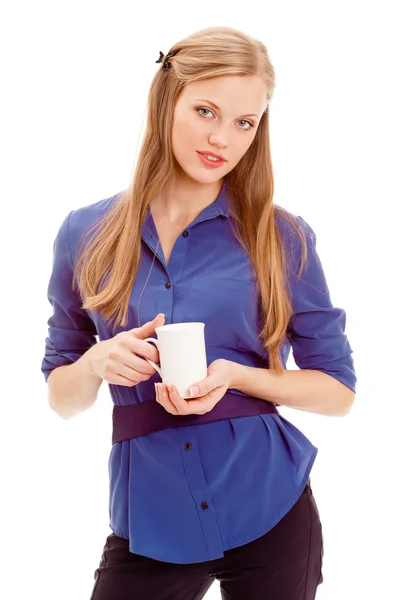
[144,322,208,399]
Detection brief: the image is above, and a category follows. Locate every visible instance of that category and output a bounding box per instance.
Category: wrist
[84,342,103,382]
[226,360,247,391]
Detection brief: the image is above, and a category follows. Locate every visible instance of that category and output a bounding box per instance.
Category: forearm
[47,344,103,419]
[228,362,355,417]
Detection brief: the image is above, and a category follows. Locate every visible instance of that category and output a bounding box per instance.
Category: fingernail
[167,384,173,392]
[156,313,165,318]
[189,386,200,397]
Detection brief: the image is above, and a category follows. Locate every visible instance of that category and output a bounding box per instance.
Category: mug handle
[143,337,162,376]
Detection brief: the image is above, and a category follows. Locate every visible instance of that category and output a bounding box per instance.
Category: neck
[150,174,224,223]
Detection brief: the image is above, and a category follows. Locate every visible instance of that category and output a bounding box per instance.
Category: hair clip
[155,49,179,70]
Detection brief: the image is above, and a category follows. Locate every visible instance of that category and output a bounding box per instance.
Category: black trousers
[89,480,323,600]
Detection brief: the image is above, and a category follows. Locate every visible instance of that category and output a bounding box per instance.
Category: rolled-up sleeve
[286,216,357,393]
[41,211,98,382]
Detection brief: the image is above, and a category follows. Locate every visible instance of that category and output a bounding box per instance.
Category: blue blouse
[41,184,356,564]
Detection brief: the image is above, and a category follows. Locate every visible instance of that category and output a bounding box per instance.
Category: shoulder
[274,206,319,279]
[68,190,123,233]
[67,190,124,248]
[274,205,316,245]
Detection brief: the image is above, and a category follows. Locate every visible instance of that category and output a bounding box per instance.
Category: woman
[42,26,357,600]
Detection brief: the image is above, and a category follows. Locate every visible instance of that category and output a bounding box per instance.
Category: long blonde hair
[73,26,308,373]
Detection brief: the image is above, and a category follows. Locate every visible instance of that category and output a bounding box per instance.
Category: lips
[197,151,227,162]
[197,152,227,169]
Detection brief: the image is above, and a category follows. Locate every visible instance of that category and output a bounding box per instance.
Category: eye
[198,108,214,118]
[197,108,254,130]
[237,119,254,130]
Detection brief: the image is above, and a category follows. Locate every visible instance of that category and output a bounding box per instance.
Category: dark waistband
[112,392,279,444]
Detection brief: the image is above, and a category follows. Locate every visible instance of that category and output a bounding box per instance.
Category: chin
[174,155,228,184]
[186,165,227,184]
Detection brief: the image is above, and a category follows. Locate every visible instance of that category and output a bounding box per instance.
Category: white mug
[144,322,208,399]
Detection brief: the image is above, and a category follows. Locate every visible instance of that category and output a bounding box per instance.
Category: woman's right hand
[90,313,165,386]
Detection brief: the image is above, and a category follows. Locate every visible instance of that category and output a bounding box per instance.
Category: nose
[208,123,229,149]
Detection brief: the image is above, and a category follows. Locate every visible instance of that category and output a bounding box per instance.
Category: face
[171,75,269,186]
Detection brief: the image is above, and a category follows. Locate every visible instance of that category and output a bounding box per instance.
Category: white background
[1,1,399,598]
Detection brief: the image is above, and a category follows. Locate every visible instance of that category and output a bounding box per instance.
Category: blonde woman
[42,26,356,600]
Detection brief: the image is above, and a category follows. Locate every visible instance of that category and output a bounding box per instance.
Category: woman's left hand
[155,359,234,415]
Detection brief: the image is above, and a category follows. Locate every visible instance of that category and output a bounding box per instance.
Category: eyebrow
[194,99,259,119]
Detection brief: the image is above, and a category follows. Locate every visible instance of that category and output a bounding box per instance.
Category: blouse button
[201,501,209,510]
[184,442,192,450]
[183,230,189,238]
[165,282,171,289]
